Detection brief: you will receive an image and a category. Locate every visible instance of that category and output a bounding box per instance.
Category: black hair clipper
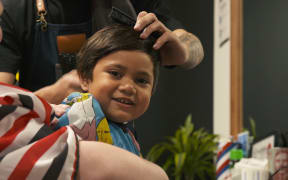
[109,7,161,40]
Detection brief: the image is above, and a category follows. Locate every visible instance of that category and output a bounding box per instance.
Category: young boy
[53,24,160,156]
[0,24,168,179]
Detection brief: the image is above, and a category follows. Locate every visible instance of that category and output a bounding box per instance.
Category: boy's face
[81,50,154,123]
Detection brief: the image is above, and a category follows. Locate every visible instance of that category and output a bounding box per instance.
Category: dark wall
[136,1,214,155]
[244,1,288,139]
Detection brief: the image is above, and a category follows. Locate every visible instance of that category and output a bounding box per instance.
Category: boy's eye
[136,78,149,85]
[108,71,122,78]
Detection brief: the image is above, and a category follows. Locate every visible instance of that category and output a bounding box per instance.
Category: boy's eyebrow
[107,63,153,79]
[136,71,153,79]
[107,63,126,70]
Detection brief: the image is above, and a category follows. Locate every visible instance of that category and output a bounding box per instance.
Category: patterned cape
[55,92,140,156]
[0,83,140,180]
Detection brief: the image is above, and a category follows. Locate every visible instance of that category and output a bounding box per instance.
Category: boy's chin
[107,113,138,123]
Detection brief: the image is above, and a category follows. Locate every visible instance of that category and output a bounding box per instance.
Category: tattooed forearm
[178,31,204,69]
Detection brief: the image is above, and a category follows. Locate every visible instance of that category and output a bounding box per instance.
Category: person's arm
[171,29,204,69]
[0,1,23,84]
[0,65,82,105]
[78,141,169,180]
[34,70,82,104]
[0,70,82,104]
[0,72,15,84]
[134,11,204,69]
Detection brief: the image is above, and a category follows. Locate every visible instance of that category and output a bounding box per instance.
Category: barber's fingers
[140,20,168,39]
[50,104,70,117]
[134,11,148,30]
[136,11,148,20]
[153,31,175,50]
[134,11,175,50]
[134,12,158,31]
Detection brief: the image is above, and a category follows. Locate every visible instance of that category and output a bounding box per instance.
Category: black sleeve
[131,0,184,30]
[0,0,34,74]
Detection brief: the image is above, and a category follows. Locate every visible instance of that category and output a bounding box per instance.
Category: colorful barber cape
[55,92,141,156]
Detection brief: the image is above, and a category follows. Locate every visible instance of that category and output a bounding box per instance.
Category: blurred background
[243,0,288,141]
[136,0,214,155]
[138,0,288,156]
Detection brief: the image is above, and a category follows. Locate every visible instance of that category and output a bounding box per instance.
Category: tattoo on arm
[178,32,204,69]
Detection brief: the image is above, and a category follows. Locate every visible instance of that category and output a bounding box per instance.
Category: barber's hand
[49,103,70,127]
[47,70,82,104]
[35,70,83,104]
[134,11,188,66]
[55,70,83,97]
[50,104,70,117]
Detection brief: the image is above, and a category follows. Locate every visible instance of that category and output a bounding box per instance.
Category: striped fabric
[0,82,78,180]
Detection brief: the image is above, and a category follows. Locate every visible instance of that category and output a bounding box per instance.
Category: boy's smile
[81,50,154,123]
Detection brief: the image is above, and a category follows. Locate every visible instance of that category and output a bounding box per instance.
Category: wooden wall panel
[231,0,243,137]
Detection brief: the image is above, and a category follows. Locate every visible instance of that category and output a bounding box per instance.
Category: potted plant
[146,114,218,180]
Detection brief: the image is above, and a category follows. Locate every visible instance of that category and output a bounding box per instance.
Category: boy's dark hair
[76,24,160,92]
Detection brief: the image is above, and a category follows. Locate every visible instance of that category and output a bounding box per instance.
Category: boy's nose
[118,81,136,95]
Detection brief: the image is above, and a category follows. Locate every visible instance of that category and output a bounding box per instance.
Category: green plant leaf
[181,114,194,151]
[249,116,256,138]
[146,144,167,162]
[146,114,218,180]
[175,175,182,180]
[162,156,173,171]
[174,152,186,176]
[170,132,183,152]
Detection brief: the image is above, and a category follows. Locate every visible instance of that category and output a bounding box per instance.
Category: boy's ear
[80,78,89,91]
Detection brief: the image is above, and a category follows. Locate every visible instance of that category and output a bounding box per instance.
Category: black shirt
[0,0,183,90]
